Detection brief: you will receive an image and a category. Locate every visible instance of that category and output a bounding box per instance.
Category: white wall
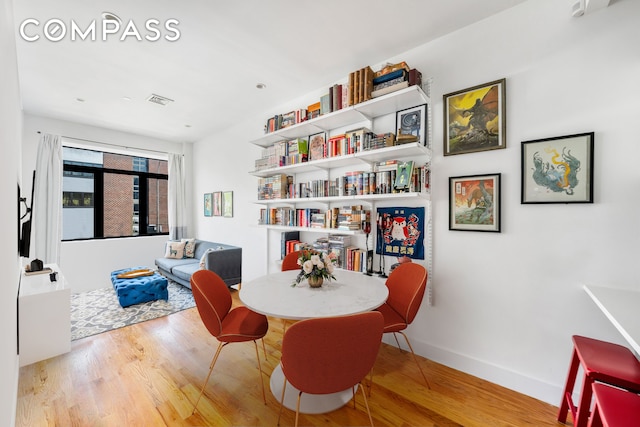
[22,114,192,292]
[0,0,23,424]
[192,0,640,405]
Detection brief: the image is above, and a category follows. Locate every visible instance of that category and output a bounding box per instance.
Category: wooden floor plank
[16,290,561,426]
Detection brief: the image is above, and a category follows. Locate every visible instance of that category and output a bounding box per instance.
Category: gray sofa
[155,239,242,289]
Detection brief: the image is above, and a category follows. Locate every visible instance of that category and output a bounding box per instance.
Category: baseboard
[383,335,561,406]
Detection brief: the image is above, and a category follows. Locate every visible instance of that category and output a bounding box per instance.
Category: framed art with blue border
[203,193,212,217]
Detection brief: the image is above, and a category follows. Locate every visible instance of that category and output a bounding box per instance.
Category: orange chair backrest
[281,250,302,271]
[281,311,384,395]
[385,263,427,325]
[191,269,232,338]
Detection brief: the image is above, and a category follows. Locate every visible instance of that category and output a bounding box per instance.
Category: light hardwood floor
[16,290,564,426]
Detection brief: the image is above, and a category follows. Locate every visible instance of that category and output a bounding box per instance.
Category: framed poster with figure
[521,132,594,204]
[222,191,233,218]
[444,79,506,156]
[449,173,501,232]
[395,104,426,146]
[213,192,222,216]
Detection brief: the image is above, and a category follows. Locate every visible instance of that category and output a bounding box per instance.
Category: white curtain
[168,153,187,240]
[32,133,62,264]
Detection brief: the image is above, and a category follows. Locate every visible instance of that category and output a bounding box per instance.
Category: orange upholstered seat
[190,269,269,413]
[277,311,384,427]
[375,262,430,389]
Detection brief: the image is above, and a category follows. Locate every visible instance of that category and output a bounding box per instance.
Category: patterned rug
[71,282,195,341]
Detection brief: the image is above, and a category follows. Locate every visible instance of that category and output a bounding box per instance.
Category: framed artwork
[203,193,213,217]
[395,104,427,146]
[444,78,506,156]
[449,173,501,232]
[521,132,594,204]
[212,191,222,216]
[308,132,326,161]
[222,191,234,218]
[394,161,414,192]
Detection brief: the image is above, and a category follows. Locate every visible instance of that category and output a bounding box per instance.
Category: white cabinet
[19,263,71,366]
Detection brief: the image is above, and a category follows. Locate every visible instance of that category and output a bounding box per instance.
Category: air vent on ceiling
[146,94,174,106]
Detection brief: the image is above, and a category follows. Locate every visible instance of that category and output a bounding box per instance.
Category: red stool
[588,383,640,427]
[557,335,640,427]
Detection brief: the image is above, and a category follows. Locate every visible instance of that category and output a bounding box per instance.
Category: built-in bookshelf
[250,79,433,278]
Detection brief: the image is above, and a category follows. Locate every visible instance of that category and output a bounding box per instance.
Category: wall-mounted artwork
[222,191,233,218]
[521,132,594,204]
[444,78,506,156]
[203,193,212,217]
[213,191,222,216]
[395,104,427,146]
[376,206,425,259]
[449,173,501,232]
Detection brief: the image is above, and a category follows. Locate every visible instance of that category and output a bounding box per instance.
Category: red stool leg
[558,349,581,424]
[587,399,603,427]
[574,374,595,427]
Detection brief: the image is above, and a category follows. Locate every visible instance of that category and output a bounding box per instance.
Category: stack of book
[264,108,309,133]
[371,62,423,98]
[280,231,300,259]
[257,174,291,200]
[348,66,374,106]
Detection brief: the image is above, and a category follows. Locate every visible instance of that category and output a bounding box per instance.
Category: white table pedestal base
[270,364,355,414]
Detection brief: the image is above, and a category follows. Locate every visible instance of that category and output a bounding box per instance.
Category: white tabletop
[240,269,389,320]
[583,284,640,356]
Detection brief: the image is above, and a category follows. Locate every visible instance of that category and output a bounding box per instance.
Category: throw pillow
[181,238,196,258]
[165,241,186,259]
[199,248,215,269]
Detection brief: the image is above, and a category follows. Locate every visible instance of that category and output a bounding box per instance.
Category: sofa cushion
[171,263,201,284]
[164,241,185,259]
[181,238,196,258]
[155,256,195,273]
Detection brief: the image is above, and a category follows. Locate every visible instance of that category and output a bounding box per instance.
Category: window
[62,147,169,240]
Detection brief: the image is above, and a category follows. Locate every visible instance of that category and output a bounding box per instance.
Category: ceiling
[12,0,527,143]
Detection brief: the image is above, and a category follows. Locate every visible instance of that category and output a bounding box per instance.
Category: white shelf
[250,85,430,148]
[250,142,431,177]
[255,191,430,205]
[256,224,363,235]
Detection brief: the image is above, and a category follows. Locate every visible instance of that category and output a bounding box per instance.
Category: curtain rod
[36,131,182,157]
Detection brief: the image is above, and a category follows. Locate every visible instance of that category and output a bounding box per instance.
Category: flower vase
[308,276,323,288]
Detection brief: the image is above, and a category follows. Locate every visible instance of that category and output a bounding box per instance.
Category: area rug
[71,282,195,341]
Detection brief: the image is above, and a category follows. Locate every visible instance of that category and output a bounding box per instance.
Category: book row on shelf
[281,233,371,273]
[262,61,422,135]
[254,127,400,171]
[257,160,430,200]
[260,206,370,231]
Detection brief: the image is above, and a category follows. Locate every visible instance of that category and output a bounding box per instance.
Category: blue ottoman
[110,267,169,308]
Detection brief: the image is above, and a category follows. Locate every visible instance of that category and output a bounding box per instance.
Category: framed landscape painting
[449,173,501,232]
[521,132,594,204]
[444,79,506,156]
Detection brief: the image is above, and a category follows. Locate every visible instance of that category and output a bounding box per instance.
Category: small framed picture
[444,78,506,156]
[449,173,501,232]
[394,161,414,192]
[395,104,427,146]
[308,132,326,161]
[222,191,234,218]
[203,193,213,217]
[521,132,594,204]
[212,191,222,216]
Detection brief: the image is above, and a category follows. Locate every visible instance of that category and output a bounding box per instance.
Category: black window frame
[62,162,169,241]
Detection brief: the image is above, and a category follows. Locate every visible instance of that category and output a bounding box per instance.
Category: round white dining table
[239,269,389,414]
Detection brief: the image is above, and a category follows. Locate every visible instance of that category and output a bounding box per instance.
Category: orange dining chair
[375,262,430,389]
[190,269,269,414]
[277,311,384,427]
[281,250,302,271]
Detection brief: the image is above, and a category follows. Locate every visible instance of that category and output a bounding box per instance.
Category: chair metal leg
[392,332,403,350]
[398,331,431,389]
[359,380,375,427]
[277,376,288,426]
[295,391,303,427]
[253,340,267,404]
[192,341,226,414]
[261,338,267,360]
